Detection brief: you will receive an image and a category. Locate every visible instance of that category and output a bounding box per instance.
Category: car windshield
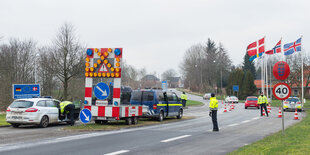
[247,98,257,101]
[286,98,299,102]
[10,100,34,108]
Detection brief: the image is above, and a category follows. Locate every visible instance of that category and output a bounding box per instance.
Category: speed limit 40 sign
[273,83,291,100]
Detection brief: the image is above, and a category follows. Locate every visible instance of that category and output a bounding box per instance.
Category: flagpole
[301,35,304,106]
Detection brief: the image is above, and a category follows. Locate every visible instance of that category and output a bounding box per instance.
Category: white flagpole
[301,36,304,105]
[266,55,269,99]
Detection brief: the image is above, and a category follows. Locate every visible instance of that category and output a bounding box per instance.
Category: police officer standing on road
[258,92,269,117]
[209,93,219,131]
[180,92,188,107]
[60,101,76,126]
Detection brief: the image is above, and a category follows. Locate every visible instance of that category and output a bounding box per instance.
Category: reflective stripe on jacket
[209,97,218,110]
[60,101,73,114]
[258,95,268,104]
[181,94,187,100]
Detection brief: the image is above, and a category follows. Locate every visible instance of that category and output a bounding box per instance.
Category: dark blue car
[130,89,183,121]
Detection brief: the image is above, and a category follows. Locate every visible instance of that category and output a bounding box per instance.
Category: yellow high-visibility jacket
[59,101,73,114]
[258,95,268,104]
[209,97,218,110]
[181,94,188,100]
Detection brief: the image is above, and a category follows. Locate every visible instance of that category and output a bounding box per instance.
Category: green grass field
[229,103,310,155]
[0,114,10,126]
[187,100,204,106]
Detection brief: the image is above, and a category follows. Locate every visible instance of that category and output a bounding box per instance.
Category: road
[0,90,304,155]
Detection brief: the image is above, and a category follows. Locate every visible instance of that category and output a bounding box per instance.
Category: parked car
[130,89,183,121]
[225,96,239,103]
[283,97,303,112]
[244,96,259,109]
[6,97,80,128]
[203,93,211,100]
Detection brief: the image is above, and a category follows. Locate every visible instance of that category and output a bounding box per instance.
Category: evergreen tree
[241,70,257,98]
[243,52,256,79]
[226,68,244,97]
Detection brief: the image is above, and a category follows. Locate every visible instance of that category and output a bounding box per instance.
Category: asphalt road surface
[0,90,304,155]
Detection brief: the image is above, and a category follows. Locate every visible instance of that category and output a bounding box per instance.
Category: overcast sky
[1,0,309,77]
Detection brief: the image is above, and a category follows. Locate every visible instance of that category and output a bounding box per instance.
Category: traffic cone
[262,108,266,116]
[232,103,235,110]
[278,107,282,118]
[267,104,271,114]
[294,109,299,120]
[223,104,227,112]
[222,100,223,104]
[229,105,232,111]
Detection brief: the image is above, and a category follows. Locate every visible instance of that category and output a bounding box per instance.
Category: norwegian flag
[247,37,265,61]
[266,40,281,55]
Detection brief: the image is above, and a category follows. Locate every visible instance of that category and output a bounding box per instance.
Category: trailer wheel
[132,117,138,125]
[126,117,132,125]
[158,111,164,122]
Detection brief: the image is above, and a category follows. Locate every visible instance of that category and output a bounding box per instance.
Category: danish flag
[247,37,265,61]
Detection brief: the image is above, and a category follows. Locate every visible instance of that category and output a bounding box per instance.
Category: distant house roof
[141,75,159,81]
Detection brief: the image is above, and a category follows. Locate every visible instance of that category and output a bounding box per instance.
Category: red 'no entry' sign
[273,61,290,81]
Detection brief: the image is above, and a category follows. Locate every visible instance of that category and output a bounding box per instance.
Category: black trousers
[182,100,187,107]
[260,103,268,116]
[211,110,219,131]
[64,104,75,125]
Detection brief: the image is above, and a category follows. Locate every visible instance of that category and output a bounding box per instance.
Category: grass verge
[229,103,310,155]
[0,114,10,126]
[64,116,194,131]
[187,100,204,106]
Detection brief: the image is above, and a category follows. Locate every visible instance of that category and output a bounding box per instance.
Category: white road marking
[241,120,251,123]
[104,150,129,155]
[252,117,260,120]
[228,123,239,127]
[161,135,191,143]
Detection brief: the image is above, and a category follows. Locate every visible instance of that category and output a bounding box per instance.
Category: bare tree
[50,23,85,100]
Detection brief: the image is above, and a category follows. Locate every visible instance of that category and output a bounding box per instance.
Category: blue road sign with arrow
[233,85,239,92]
[80,109,92,123]
[94,82,110,100]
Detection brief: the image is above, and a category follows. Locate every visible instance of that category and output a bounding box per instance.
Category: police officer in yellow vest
[209,93,219,131]
[180,92,188,107]
[60,101,75,126]
[258,92,269,117]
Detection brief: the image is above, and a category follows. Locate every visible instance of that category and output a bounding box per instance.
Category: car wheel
[257,107,259,109]
[158,111,164,122]
[40,115,49,128]
[245,107,247,109]
[283,109,286,112]
[132,117,138,125]
[11,123,20,128]
[177,109,183,119]
[126,117,132,125]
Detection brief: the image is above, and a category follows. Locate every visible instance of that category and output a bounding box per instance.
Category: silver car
[283,97,303,112]
[6,98,69,128]
[203,93,211,100]
[225,96,239,103]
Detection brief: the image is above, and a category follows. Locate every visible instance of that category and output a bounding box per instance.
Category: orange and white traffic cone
[224,104,227,112]
[278,107,282,118]
[262,108,266,116]
[222,100,223,104]
[229,105,232,111]
[267,104,271,114]
[294,109,299,120]
[232,103,235,110]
